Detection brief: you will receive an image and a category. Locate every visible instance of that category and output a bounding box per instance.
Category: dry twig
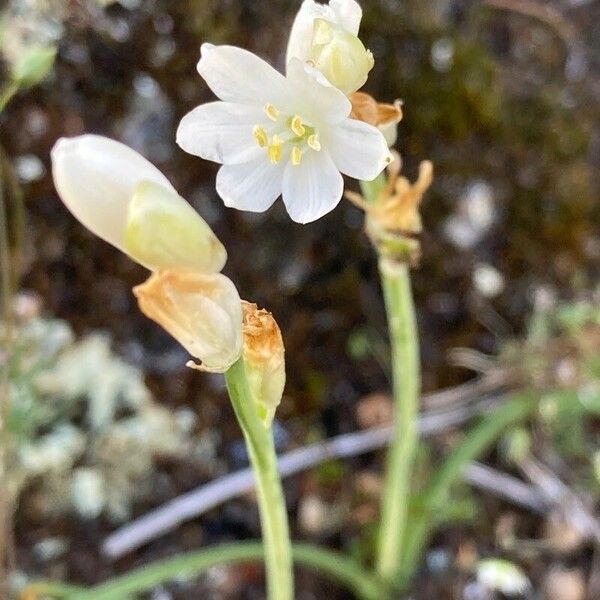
[104,391,528,559]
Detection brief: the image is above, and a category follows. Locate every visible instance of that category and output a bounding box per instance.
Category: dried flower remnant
[346,152,433,265]
[177,44,391,224]
[350,92,404,147]
[133,271,243,373]
[347,152,433,233]
[242,302,286,426]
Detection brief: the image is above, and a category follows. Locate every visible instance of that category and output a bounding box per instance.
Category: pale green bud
[242,302,286,427]
[309,19,374,95]
[124,180,227,274]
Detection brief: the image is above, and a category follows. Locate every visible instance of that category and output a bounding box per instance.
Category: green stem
[224,359,293,600]
[375,258,421,586]
[38,543,385,600]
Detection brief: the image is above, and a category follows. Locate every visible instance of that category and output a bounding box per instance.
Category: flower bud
[124,180,226,274]
[133,271,243,373]
[51,135,174,254]
[308,19,374,95]
[242,302,286,426]
[52,135,226,273]
[286,0,363,67]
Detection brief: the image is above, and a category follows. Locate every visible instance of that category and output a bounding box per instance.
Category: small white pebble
[473,263,505,298]
[71,468,106,518]
[15,154,45,183]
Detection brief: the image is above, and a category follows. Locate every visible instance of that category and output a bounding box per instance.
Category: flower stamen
[264,103,280,121]
[307,134,321,151]
[291,146,303,166]
[253,125,268,148]
[290,115,306,137]
[268,135,283,164]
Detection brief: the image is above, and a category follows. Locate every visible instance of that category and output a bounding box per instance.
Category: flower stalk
[375,258,420,585]
[356,158,432,589]
[224,359,294,600]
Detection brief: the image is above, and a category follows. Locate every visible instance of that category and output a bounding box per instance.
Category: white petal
[330,0,362,34]
[198,44,289,107]
[51,135,174,251]
[176,101,264,165]
[216,157,284,212]
[326,118,392,181]
[282,150,343,223]
[286,58,351,124]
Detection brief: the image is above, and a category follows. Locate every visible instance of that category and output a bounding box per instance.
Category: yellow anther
[264,103,280,121]
[290,115,306,137]
[268,136,282,164]
[308,134,321,151]
[291,146,303,166]
[253,126,268,148]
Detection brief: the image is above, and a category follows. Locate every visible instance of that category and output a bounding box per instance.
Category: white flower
[51,135,226,273]
[286,0,373,95]
[177,44,391,224]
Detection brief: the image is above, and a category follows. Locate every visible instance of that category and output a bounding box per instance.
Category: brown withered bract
[350,91,403,131]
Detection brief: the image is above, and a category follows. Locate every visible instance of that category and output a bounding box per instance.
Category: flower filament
[253,103,322,167]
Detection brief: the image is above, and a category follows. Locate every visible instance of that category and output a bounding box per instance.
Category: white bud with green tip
[286,0,373,95]
[124,180,226,274]
[51,135,226,273]
[308,19,374,95]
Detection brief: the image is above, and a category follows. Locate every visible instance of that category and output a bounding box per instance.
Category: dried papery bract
[242,302,286,426]
[350,92,404,147]
[133,271,243,373]
[346,152,433,264]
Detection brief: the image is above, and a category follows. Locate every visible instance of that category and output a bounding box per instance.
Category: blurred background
[0,0,599,598]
